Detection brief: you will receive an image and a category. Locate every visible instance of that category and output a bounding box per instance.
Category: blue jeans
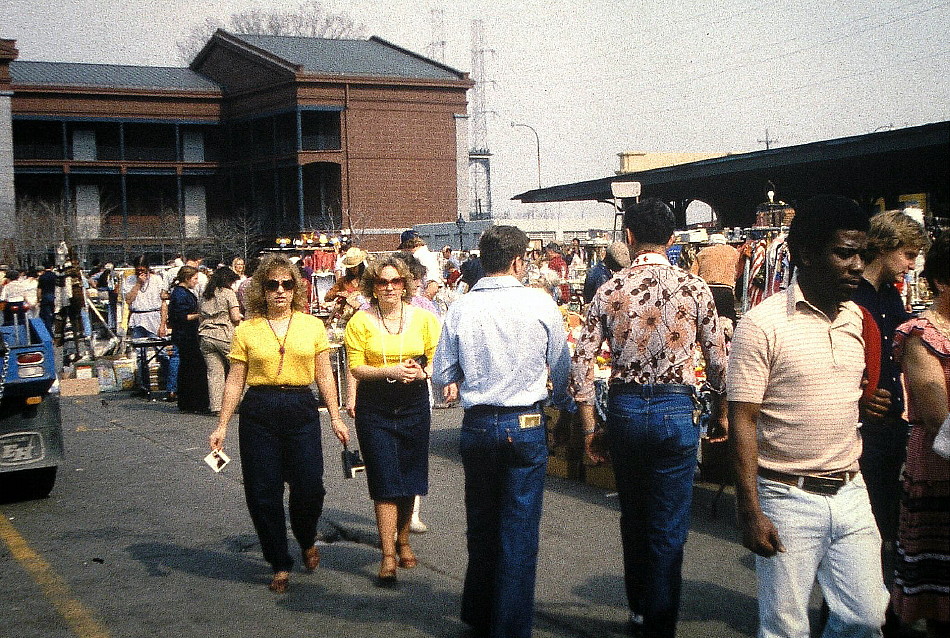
[239,386,326,573]
[460,405,547,638]
[40,294,55,334]
[165,344,180,394]
[756,474,888,638]
[606,389,698,638]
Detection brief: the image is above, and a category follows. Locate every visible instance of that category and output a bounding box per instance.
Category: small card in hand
[341,447,366,479]
[204,450,231,473]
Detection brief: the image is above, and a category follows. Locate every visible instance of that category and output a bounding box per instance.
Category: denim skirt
[354,379,431,500]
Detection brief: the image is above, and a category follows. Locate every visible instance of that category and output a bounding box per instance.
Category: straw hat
[341,247,367,269]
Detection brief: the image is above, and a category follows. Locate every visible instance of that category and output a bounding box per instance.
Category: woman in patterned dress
[891,231,949,637]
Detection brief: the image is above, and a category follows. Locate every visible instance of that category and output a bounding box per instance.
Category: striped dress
[892,315,950,624]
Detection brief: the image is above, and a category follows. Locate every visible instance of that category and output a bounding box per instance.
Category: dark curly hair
[203,266,241,300]
[786,195,870,269]
[622,198,676,245]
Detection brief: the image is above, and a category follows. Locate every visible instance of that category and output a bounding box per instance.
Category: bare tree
[177,0,366,62]
[343,205,373,247]
[207,208,265,262]
[15,195,67,266]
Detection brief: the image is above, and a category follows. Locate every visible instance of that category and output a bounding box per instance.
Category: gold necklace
[377,303,404,335]
[266,312,294,376]
[377,304,407,383]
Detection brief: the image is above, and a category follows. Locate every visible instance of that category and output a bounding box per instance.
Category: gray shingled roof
[233,34,465,80]
[10,61,220,91]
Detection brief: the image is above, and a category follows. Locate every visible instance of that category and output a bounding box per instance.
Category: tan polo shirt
[690,243,740,288]
[727,281,865,475]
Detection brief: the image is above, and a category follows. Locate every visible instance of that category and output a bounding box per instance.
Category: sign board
[610,181,641,199]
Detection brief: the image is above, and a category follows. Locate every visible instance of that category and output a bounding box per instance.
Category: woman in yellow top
[209,254,349,594]
[344,256,440,583]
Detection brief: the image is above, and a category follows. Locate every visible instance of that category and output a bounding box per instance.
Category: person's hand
[584,432,609,465]
[330,417,350,445]
[859,387,891,420]
[209,425,227,451]
[345,394,356,419]
[737,509,785,557]
[706,415,729,443]
[443,382,459,403]
[404,358,427,381]
[391,360,420,384]
[137,272,148,285]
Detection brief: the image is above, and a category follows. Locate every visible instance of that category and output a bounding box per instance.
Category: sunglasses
[374,277,405,288]
[264,279,296,292]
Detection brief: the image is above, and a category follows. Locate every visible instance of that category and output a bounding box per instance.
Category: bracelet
[584,428,597,435]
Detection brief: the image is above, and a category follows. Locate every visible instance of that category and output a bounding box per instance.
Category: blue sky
[5,0,948,218]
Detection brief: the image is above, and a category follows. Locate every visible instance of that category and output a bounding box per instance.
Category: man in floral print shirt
[570,197,728,638]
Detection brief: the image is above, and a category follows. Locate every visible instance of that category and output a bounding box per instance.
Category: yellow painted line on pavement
[0,513,110,638]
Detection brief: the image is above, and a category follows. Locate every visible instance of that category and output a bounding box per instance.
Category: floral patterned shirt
[570,252,727,403]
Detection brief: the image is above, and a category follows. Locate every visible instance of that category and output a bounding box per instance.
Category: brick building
[0,30,473,265]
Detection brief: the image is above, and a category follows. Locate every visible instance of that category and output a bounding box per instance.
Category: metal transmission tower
[425,8,447,63]
[468,19,493,220]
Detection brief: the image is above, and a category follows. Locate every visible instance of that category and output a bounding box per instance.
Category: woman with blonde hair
[891,232,950,636]
[209,254,348,594]
[344,256,440,583]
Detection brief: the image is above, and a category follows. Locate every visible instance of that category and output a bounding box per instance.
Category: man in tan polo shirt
[690,232,740,331]
[728,195,888,638]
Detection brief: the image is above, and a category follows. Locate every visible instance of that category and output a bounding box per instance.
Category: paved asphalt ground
[0,389,789,638]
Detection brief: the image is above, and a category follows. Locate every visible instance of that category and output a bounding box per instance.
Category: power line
[639,48,950,119]
[664,0,949,89]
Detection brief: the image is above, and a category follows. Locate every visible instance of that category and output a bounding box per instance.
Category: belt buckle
[798,475,844,496]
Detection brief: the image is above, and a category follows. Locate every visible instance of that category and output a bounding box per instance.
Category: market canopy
[512,121,949,228]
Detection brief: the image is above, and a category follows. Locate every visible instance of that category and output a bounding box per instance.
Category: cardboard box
[59,376,100,397]
[96,362,119,392]
[584,463,617,491]
[112,358,136,390]
[547,455,571,479]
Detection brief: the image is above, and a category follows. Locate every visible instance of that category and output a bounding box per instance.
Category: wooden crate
[584,463,617,491]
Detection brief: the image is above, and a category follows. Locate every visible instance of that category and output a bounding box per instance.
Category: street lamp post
[455,213,466,251]
[510,122,541,190]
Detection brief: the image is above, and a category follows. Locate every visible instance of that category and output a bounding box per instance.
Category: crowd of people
[3,197,947,638]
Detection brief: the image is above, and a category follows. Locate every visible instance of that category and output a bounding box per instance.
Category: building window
[124,123,176,162]
[301,111,341,151]
[13,120,64,160]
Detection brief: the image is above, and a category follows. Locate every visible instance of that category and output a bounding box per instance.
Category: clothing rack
[738,227,789,314]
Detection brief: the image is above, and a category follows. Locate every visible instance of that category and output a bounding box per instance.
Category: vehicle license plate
[0,432,45,466]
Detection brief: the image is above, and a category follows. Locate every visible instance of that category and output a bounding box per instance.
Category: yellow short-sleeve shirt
[230,312,330,386]
[344,305,440,369]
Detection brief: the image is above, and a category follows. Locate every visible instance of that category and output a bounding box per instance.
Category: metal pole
[510,122,541,190]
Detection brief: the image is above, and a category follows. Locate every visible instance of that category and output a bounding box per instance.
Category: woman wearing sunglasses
[208,254,349,594]
[343,256,440,583]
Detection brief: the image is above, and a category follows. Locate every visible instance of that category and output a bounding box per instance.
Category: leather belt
[609,383,694,397]
[250,385,312,393]
[758,467,859,496]
[466,403,541,416]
